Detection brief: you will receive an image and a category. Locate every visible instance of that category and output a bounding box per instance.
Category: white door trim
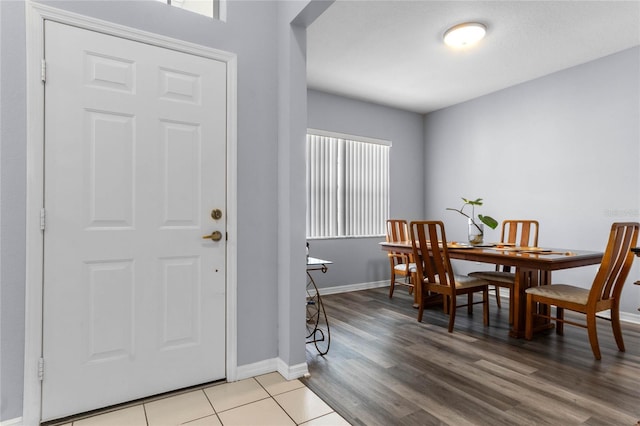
[23,2,238,424]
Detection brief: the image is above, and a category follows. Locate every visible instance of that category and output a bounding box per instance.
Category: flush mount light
[443,22,486,48]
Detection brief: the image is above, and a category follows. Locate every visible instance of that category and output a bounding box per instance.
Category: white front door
[41,20,227,420]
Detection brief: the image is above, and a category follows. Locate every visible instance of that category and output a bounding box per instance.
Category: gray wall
[307,89,425,289]
[1,0,317,421]
[424,47,640,314]
[1,0,27,421]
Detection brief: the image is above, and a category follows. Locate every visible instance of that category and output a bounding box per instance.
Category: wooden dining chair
[410,220,490,332]
[386,219,416,298]
[524,222,639,360]
[469,220,539,323]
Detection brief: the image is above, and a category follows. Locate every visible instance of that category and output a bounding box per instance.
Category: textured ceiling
[307,0,640,114]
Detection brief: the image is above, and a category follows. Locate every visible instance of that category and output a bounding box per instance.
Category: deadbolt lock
[202,231,223,241]
[211,209,223,220]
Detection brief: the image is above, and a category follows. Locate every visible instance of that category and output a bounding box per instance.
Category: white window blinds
[306,131,390,238]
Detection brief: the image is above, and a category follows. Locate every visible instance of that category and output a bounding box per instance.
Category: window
[156,0,223,20]
[306,129,390,238]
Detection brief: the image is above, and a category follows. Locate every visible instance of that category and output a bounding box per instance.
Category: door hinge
[41,59,46,83]
[38,357,45,381]
[40,208,46,231]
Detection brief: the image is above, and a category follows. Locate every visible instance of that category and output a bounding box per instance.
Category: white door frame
[23,3,238,424]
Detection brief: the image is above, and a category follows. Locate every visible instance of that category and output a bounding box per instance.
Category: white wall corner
[277,358,309,380]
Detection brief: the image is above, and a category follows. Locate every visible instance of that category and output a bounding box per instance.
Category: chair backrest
[501,220,539,247]
[588,222,639,306]
[387,219,410,243]
[386,219,411,262]
[410,221,455,288]
[498,220,539,273]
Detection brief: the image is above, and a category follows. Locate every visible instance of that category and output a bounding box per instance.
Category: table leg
[510,268,526,338]
[510,268,553,338]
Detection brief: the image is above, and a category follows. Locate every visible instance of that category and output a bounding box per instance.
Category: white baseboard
[235,358,309,382]
[309,280,389,296]
[0,417,22,426]
[596,310,640,325]
[235,358,279,381]
[620,311,640,325]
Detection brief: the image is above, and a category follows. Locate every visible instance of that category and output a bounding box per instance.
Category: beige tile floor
[56,373,350,426]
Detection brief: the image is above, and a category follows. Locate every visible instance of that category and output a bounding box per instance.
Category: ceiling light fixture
[443,22,486,48]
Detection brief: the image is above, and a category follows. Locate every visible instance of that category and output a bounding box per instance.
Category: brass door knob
[202,231,223,241]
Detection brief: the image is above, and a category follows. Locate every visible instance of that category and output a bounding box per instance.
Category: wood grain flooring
[301,287,640,426]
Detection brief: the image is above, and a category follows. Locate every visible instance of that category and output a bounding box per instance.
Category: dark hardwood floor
[301,287,640,426]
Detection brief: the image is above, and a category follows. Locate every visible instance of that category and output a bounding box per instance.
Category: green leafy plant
[446,197,498,235]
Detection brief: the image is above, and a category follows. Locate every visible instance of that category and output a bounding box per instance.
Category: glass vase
[468,219,484,245]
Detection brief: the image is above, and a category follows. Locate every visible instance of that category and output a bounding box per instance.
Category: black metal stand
[306,258,331,355]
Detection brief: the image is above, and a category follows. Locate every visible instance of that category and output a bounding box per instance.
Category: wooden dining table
[380,241,603,338]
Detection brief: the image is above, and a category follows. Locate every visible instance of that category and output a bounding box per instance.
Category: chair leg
[525,294,534,340]
[467,293,473,314]
[417,290,425,323]
[482,288,489,326]
[494,285,502,308]
[610,305,625,352]
[556,307,564,335]
[586,313,601,360]
[389,270,396,298]
[447,294,456,333]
